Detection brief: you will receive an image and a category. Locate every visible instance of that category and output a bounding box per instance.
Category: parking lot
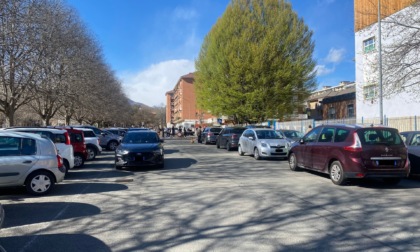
[1,139,420,251]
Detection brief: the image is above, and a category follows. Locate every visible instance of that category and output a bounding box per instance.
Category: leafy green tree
[195,0,316,123]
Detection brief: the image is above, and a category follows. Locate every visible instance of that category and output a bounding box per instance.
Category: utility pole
[378,0,384,125]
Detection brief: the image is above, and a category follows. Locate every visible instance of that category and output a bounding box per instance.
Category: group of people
[158,125,199,138]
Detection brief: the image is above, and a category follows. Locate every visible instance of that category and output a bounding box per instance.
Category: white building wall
[355,5,420,121]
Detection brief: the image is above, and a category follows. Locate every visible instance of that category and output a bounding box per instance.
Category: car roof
[0,131,48,140]
[4,127,66,133]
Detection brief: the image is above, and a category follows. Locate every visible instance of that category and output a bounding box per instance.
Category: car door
[241,130,252,153]
[311,127,335,171]
[298,127,322,169]
[219,128,228,146]
[0,136,37,185]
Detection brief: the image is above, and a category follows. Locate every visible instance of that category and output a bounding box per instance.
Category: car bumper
[115,153,164,167]
[260,147,289,158]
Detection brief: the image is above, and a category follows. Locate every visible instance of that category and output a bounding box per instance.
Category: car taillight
[208,132,214,136]
[344,132,362,152]
[57,154,63,168]
[231,134,237,139]
[64,132,71,145]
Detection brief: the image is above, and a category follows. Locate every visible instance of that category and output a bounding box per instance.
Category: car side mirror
[299,138,305,144]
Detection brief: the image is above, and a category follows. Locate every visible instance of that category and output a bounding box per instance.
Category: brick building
[165,73,213,128]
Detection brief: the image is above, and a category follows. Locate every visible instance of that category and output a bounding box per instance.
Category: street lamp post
[378,0,384,125]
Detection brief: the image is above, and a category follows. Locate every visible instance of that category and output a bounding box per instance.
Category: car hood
[259,139,289,147]
[119,143,161,152]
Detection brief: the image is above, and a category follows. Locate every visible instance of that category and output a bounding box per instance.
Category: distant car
[52,127,88,168]
[4,127,75,173]
[238,128,290,160]
[200,127,222,144]
[400,131,420,175]
[276,129,304,143]
[216,127,247,151]
[103,128,126,142]
[115,131,164,170]
[76,128,102,160]
[0,132,66,195]
[72,125,120,151]
[288,124,410,185]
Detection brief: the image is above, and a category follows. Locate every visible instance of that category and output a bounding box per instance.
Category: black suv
[200,127,222,144]
[216,127,247,151]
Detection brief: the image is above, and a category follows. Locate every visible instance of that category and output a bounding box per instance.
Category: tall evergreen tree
[195,0,317,123]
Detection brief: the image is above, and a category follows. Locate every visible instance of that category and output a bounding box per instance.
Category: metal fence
[273,116,420,133]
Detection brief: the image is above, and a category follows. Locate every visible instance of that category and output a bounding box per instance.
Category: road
[1,139,420,252]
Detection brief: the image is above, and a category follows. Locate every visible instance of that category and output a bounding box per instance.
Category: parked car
[400,131,420,175]
[3,127,75,173]
[115,130,164,170]
[276,129,304,143]
[72,125,120,151]
[288,124,410,185]
[103,128,126,142]
[0,132,66,195]
[75,128,102,160]
[51,127,88,168]
[200,127,222,144]
[216,127,247,151]
[238,128,290,160]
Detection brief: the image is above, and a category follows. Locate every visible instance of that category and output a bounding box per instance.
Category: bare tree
[0,0,46,126]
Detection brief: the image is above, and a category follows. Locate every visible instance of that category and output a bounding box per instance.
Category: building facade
[307,81,356,121]
[355,0,419,120]
[165,73,214,128]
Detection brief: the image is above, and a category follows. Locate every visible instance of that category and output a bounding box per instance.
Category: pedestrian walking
[197,126,202,143]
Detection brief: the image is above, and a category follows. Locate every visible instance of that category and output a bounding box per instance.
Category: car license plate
[275,148,283,153]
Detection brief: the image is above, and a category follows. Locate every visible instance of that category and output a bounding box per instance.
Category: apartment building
[355,0,419,120]
[165,73,214,128]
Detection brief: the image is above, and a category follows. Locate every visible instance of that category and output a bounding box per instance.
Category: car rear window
[358,128,403,145]
[334,128,350,142]
[210,128,222,133]
[53,133,66,144]
[70,133,83,143]
[231,128,246,134]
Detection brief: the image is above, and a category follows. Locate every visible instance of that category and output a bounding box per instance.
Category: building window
[363,84,377,100]
[363,37,375,53]
[347,104,354,118]
[328,107,336,119]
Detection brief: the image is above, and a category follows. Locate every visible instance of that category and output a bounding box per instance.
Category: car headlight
[153,149,163,155]
[116,149,129,155]
[261,143,268,148]
[286,142,291,148]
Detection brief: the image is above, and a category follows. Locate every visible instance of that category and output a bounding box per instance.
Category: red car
[288,124,410,185]
[54,127,88,168]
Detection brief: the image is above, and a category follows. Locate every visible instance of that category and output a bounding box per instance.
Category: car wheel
[74,154,84,168]
[157,160,165,169]
[115,164,123,170]
[254,148,261,160]
[25,171,55,195]
[289,153,299,171]
[330,161,346,185]
[86,146,96,160]
[382,178,401,185]
[238,145,244,156]
[226,142,231,151]
[107,141,118,151]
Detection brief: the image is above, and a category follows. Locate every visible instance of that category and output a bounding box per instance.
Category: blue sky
[66,0,355,107]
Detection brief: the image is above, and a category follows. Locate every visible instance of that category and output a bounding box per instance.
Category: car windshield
[256,130,283,139]
[358,128,404,145]
[283,130,303,138]
[123,132,159,144]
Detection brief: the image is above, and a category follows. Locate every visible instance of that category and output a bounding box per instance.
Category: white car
[4,128,75,173]
[0,132,66,195]
[238,128,290,160]
[76,128,102,160]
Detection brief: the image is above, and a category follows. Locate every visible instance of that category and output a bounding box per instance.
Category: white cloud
[325,48,346,63]
[315,65,335,76]
[119,59,195,107]
[173,7,198,20]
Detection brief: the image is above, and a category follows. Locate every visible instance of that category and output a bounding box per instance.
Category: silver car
[0,132,66,195]
[238,128,290,160]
